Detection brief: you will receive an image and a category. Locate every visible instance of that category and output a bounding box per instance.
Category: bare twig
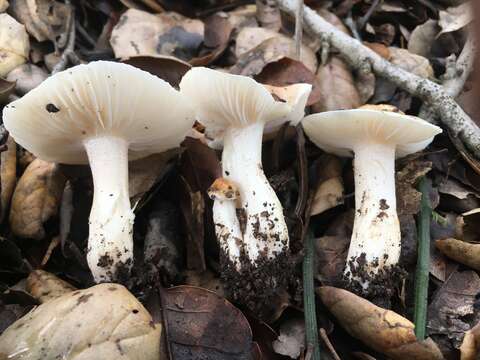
[357,0,381,30]
[419,36,475,121]
[294,0,304,59]
[319,328,341,360]
[52,9,78,74]
[275,0,480,159]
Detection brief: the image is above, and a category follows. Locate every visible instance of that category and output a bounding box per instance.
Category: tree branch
[276,0,480,159]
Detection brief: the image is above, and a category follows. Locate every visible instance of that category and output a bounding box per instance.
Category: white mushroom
[0,284,162,359]
[3,61,195,282]
[302,105,442,288]
[180,67,311,309]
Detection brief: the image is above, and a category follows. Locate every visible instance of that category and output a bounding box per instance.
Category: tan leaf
[312,56,361,112]
[6,63,48,95]
[9,0,71,44]
[0,284,163,359]
[0,13,29,77]
[408,20,440,57]
[317,286,444,360]
[436,238,480,270]
[388,47,434,79]
[110,9,204,61]
[310,155,344,215]
[9,159,66,240]
[0,136,16,222]
[460,323,480,360]
[26,269,76,303]
[0,0,8,12]
[439,3,472,35]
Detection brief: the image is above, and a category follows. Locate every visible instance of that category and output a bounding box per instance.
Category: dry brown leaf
[312,56,362,112]
[317,286,444,360]
[110,9,204,61]
[460,323,480,360]
[26,270,76,303]
[315,235,349,285]
[9,0,71,44]
[396,160,432,216]
[0,136,16,222]
[436,238,480,270]
[310,155,344,215]
[6,63,47,95]
[389,47,434,79]
[439,3,472,35]
[408,20,440,57]
[0,1,8,12]
[0,13,29,77]
[10,159,66,240]
[184,269,224,297]
[232,31,318,75]
[0,284,163,359]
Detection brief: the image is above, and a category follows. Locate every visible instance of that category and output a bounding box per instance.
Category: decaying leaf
[460,322,480,360]
[0,284,163,359]
[310,155,344,215]
[408,20,440,57]
[317,286,444,360]
[0,136,16,222]
[184,269,224,297]
[388,47,434,79]
[428,270,480,353]
[9,0,72,44]
[315,235,349,285]
[396,160,432,216]
[439,3,472,35]
[10,159,66,240]
[457,208,480,243]
[232,30,318,75]
[0,13,29,77]
[110,9,204,61]
[0,1,8,12]
[312,56,362,112]
[5,63,47,95]
[272,317,305,358]
[163,286,252,359]
[26,270,76,303]
[436,238,480,271]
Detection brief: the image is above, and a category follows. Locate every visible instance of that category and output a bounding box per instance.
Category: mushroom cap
[302,108,442,158]
[3,61,195,164]
[208,178,239,201]
[179,67,311,142]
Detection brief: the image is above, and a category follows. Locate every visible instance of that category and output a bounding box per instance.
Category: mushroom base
[342,253,407,307]
[220,247,297,319]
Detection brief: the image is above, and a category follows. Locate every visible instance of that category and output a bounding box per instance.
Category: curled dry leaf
[163,286,252,359]
[460,322,480,360]
[0,136,16,222]
[9,0,71,44]
[436,238,480,271]
[110,9,204,61]
[232,29,318,75]
[312,56,362,112]
[6,64,48,95]
[310,155,344,215]
[26,270,76,303]
[0,284,162,359]
[317,286,444,360]
[10,159,66,240]
[0,13,29,77]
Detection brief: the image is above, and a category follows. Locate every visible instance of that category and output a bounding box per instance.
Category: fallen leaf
[5,63,47,95]
[255,57,321,105]
[9,159,66,240]
[458,208,480,243]
[232,31,318,75]
[389,47,434,79]
[184,269,224,297]
[317,286,444,360]
[272,317,305,358]
[123,55,191,88]
[310,155,344,216]
[0,79,15,104]
[0,284,163,359]
[436,238,480,271]
[315,235,349,285]
[26,270,76,303]
[9,0,72,44]
[0,1,8,12]
[312,56,362,112]
[0,136,16,222]
[256,0,281,31]
[439,3,473,35]
[0,13,29,77]
[396,160,432,216]
[428,270,480,354]
[110,9,204,61]
[408,20,440,57]
[460,322,480,360]
[161,286,252,359]
[227,5,258,33]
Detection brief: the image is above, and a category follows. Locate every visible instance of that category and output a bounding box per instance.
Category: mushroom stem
[346,142,400,283]
[84,136,134,282]
[222,122,289,262]
[212,199,242,269]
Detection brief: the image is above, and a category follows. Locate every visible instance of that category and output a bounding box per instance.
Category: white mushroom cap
[179,67,311,142]
[302,108,442,158]
[3,61,195,164]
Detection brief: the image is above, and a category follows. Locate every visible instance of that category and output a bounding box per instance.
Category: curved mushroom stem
[345,142,401,286]
[212,199,243,270]
[84,136,134,283]
[222,122,289,263]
